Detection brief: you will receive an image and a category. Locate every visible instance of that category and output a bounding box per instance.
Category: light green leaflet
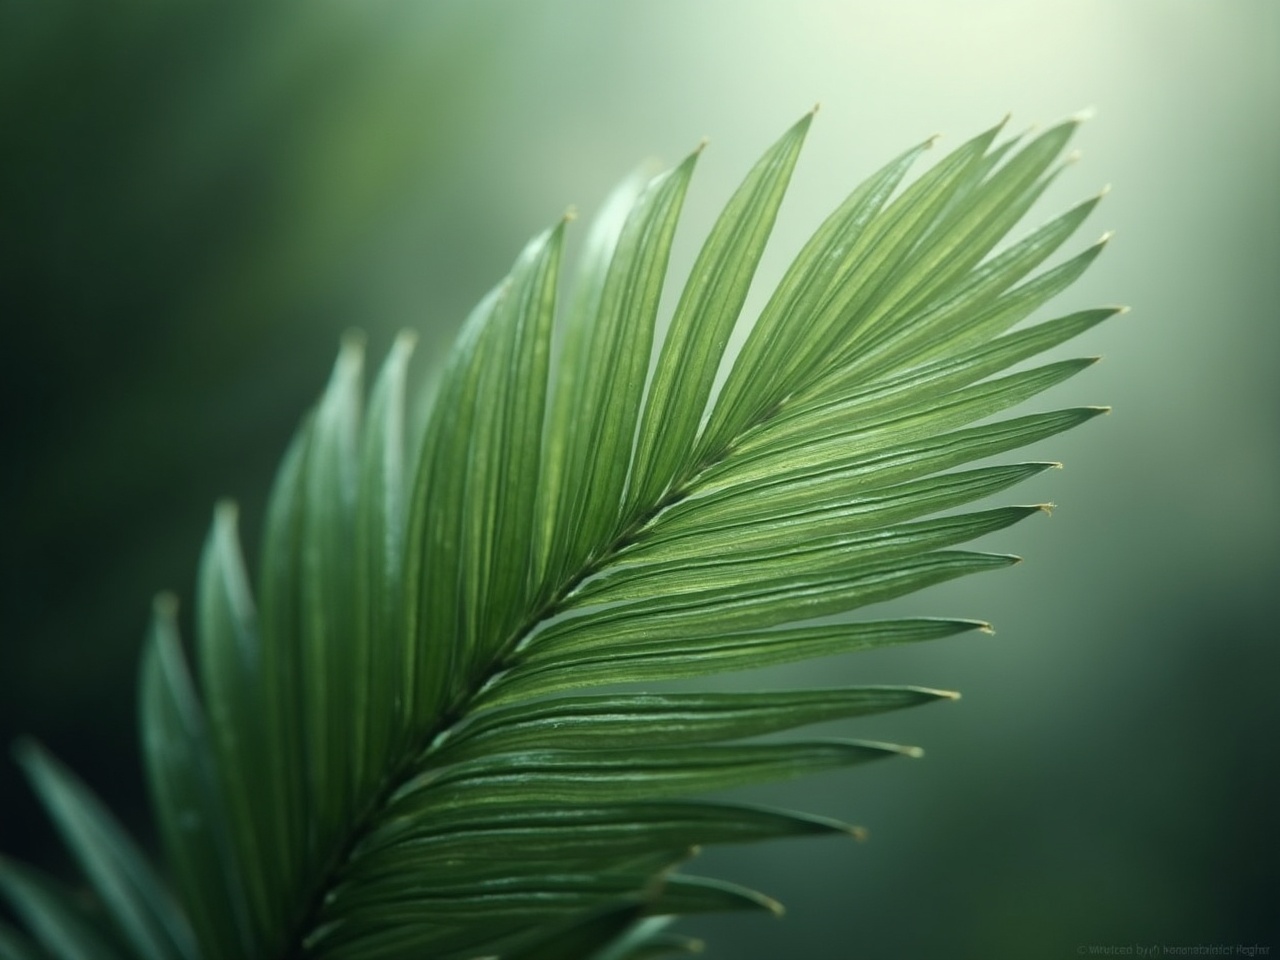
[1,112,1116,960]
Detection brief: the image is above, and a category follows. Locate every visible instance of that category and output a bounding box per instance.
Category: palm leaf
[10,741,195,960]
[0,855,126,960]
[5,112,1116,958]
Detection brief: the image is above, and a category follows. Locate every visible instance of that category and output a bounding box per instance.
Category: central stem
[280,480,693,958]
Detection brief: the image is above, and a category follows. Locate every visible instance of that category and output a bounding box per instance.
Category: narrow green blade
[689,359,1097,498]
[354,332,417,789]
[482,618,986,705]
[522,551,1018,660]
[409,224,565,727]
[660,408,1108,531]
[299,338,364,853]
[407,286,502,727]
[443,688,954,759]
[255,421,311,912]
[14,741,196,960]
[139,595,253,960]
[654,875,780,917]
[540,152,699,593]
[574,506,1043,608]
[534,168,650,589]
[195,502,278,944]
[395,739,918,812]
[460,223,564,667]
[0,919,49,960]
[623,462,1056,568]
[351,801,855,870]
[628,112,812,511]
[748,305,1115,455]
[0,857,124,960]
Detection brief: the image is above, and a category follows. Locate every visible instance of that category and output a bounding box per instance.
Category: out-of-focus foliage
[0,0,511,871]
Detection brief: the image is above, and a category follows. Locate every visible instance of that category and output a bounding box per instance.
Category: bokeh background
[2,1,1277,957]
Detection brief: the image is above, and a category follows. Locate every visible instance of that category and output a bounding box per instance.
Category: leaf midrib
[284,337,914,956]
[279,468,703,958]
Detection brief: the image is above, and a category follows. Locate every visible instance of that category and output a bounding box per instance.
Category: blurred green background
[2,1,1276,957]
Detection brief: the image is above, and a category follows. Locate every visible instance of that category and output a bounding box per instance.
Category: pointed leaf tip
[338,328,367,360]
[10,737,37,767]
[153,592,179,620]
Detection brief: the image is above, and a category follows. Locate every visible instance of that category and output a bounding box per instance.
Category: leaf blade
[628,111,814,511]
[139,595,254,960]
[480,618,987,705]
[541,152,700,591]
[0,859,124,960]
[13,742,196,960]
[396,739,919,812]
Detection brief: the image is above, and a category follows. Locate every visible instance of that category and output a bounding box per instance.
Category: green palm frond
[0,111,1117,960]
